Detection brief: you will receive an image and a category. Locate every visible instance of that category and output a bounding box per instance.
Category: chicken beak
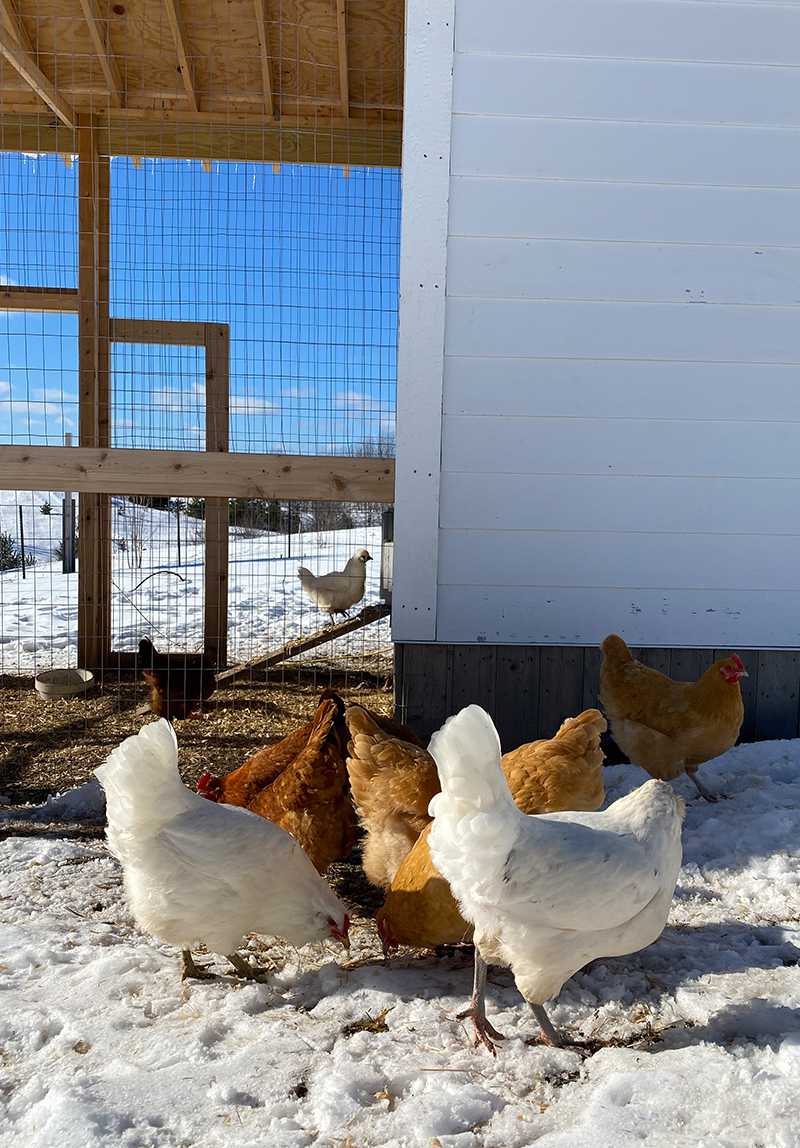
[739,670,749,678]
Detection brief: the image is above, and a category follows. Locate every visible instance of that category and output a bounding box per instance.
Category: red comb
[730,654,744,671]
[196,770,220,800]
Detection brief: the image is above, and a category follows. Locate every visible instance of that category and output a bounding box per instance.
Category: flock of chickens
[96,633,748,1053]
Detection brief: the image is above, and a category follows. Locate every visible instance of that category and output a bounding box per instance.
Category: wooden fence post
[77,116,111,669]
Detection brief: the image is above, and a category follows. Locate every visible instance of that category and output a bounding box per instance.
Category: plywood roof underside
[0,0,403,165]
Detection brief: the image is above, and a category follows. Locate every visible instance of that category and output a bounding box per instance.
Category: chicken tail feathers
[601,633,634,665]
[427,706,520,900]
[95,719,196,855]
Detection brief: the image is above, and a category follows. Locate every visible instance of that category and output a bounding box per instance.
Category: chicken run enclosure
[0,1,402,783]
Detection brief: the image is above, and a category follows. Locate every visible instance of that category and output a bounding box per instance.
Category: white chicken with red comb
[96,719,350,982]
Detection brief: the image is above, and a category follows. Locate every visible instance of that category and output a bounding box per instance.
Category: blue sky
[0,154,400,456]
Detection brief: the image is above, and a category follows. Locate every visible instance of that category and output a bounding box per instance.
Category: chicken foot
[529,1002,564,1047]
[226,952,271,982]
[687,771,721,803]
[181,949,217,980]
[456,950,506,1055]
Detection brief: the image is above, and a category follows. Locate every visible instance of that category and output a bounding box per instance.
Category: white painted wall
[395,0,800,648]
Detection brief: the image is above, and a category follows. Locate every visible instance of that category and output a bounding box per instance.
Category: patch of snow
[0,738,798,1145]
[0,492,390,673]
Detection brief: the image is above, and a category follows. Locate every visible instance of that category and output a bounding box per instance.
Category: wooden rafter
[164,0,197,112]
[335,0,349,117]
[253,0,274,118]
[0,0,32,53]
[78,0,124,108]
[0,23,75,127]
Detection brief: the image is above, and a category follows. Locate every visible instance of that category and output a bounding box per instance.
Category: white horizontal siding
[453,53,800,128]
[443,359,800,420]
[437,530,800,591]
[447,237,800,306]
[440,473,800,534]
[398,0,800,647]
[455,0,800,65]
[445,298,800,363]
[451,116,800,189]
[450,178,800,247]
[442,415,800,478]
[436,588,800,648]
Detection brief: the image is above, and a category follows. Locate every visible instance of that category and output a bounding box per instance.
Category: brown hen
[197,690,356,873]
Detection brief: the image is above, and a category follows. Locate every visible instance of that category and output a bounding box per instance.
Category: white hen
[427,705,684,1051]
[95,719,350,981]
[297,549,372,621]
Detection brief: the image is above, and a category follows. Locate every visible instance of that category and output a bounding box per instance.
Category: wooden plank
[538,646,585,738]
[109,317,208,345]
[449,644,497,718]
[456,0,800,66]
[0,286,78,311]
[77,120,111,669]
[0,446,395,502]
[253,0,274,117]
[202,497,228,668]
[446,298,800,366]
[494,645,540,751]
[335,0,349,117]
[203,324,229,668]
[0,24,75,127]
[394,642,450,742]
[443,415,800,480]
[0,113,402,166]
[447,235,800,308]
[393,0,454,640]
[581,645,602,712]
[453,52,800,130]
[0,0,32,54]
[754,651,800,741]
[450,177,800,249]
[636,648,672,676]
[670,648,715,685]
[78,0,124,108]
[164,0,198,112]
[217,603,391,685]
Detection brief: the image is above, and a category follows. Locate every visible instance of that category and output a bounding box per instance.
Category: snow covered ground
[1,739,798,1147]
[0,492,389,673]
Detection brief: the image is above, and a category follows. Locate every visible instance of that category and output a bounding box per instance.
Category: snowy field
[1,739,798,1147]
[0,492,388,673]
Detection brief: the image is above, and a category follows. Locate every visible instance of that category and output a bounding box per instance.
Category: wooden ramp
[216,602,391,686]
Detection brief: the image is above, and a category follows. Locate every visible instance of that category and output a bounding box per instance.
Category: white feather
[95,719,348,956]
[427,705,684,1004]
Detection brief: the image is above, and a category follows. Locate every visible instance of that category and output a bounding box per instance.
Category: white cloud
[0,274,17,287]
[0,380,10,398]
[229,395,276,416]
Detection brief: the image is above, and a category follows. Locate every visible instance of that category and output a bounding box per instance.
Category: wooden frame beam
[0,286,77,311]
[0,0,32,54]
[335,0,349,118]
[78,0,124,108]
[253,0,274,118]
[164,0,197,112]
[203,324,229,667]
[1,446,396,502]
[0,24,75,127]
[77,117,111,669]
[0,113,402,167]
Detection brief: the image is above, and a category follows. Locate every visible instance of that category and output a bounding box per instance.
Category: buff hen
[196,690,356,873]
[600,634,746,801]
[345,704,437,890]
[374,709,608,950]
